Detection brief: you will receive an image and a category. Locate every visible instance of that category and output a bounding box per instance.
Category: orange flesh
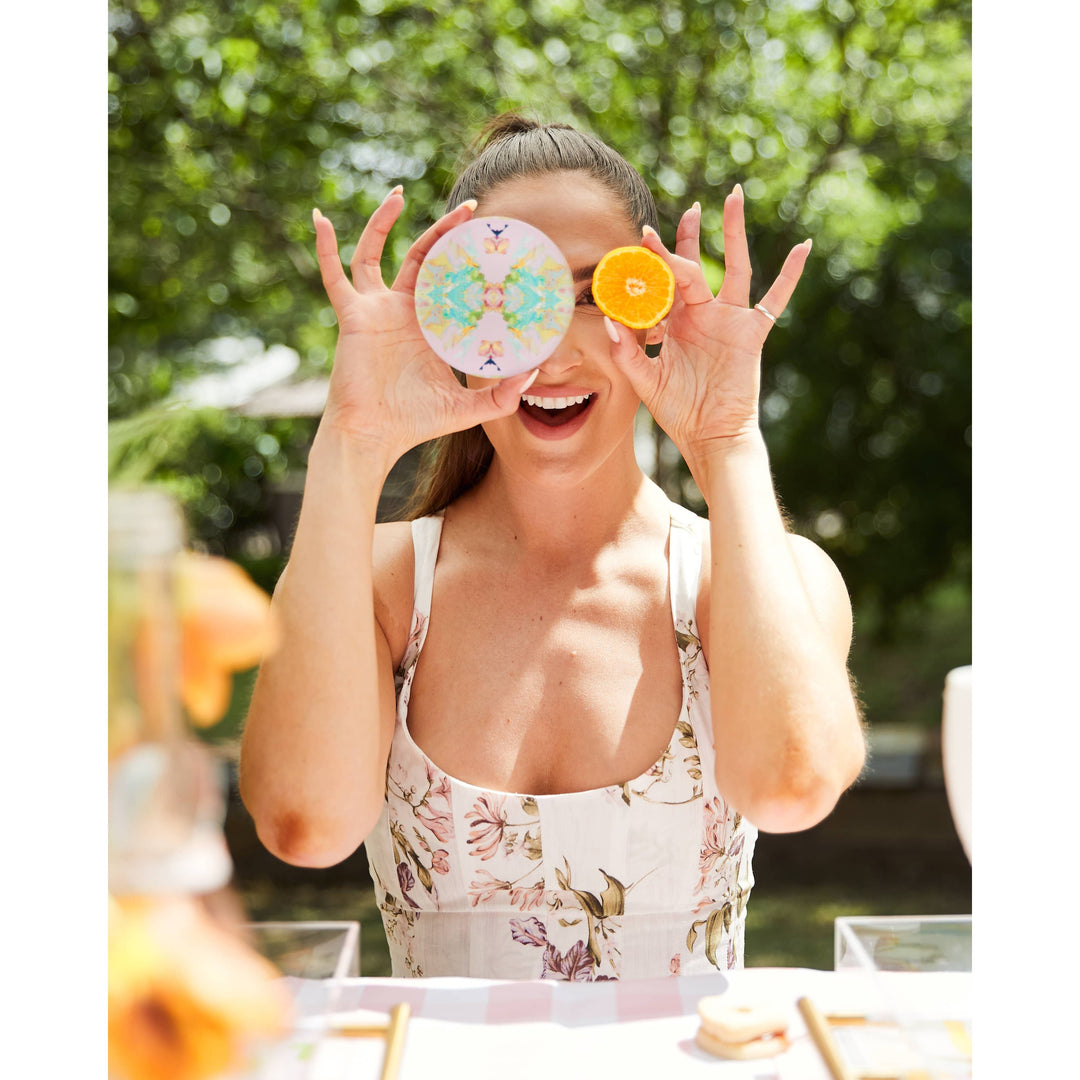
[592,246,675,329]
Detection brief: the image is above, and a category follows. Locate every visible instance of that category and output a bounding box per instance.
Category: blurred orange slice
[592,246,675,329]
[176,553,279,727]
[109,894,290,1080]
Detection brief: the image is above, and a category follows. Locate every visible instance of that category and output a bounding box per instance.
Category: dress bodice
[362,503,757,979]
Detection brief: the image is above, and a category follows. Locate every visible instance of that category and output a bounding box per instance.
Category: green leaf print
[599,871,627,918]
[571,887,605,921]
[704,909,725,969]
[411,854,433,892]
[521,796,540,817]
[687,921,701,953]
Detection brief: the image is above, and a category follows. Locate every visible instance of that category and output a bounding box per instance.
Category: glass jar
[108,488,232,896]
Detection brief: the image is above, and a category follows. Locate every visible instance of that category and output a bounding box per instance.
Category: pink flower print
[424,765,452,805]
[509,917,548,947]
[388,761,413,799]
[509,880,546,911]
[697,797,731,892]
[670,954,681,976]
[694,858,737,914]
[466,794,508,860]
[395,611,426,690]
[423,760,452,802]
[468,870,510,907]
[430,849,450,875]
[542,940,595,982]
[416,803,455,843]
[692,896,714,916]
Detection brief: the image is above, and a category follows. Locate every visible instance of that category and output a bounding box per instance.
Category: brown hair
[402,113,659,521]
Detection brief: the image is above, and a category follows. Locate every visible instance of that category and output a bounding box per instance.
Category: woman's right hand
[312,189,538,468]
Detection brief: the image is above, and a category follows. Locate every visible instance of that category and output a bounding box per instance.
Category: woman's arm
[239,435,398,867]
[239,191,539,866]
[693,433,864,833]
[605,185,863,832]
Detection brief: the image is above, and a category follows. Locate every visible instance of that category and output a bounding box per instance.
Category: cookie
[694,1026,790,1060]
[696,998,789,1044]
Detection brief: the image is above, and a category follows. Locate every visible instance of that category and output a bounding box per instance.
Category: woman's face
[467,171,661,488]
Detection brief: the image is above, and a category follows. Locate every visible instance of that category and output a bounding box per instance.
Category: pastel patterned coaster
[414,216,574,378]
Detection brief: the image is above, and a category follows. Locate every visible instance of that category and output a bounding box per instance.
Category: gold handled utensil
[378,1002,411,1080]
[797,996,857,1080]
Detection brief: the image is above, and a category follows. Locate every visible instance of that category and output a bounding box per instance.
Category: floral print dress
[362,504,757,980]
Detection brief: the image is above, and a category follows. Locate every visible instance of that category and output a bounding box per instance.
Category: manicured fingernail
[692,201,701,214]
[455,198,478,212]
[389,184,404,196]
[312,207,323,224]
[603,315,621,343]
[641,224,660,242]
[734,183,744,199]
[520,368,540,392]
[804,238,813,251]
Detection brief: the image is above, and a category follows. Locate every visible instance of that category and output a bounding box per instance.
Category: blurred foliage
[109,0,970,662]
[109,403,316,591]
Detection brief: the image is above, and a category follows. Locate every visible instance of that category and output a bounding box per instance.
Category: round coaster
[414,216,574,378]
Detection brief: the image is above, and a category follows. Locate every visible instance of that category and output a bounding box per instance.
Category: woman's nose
[538,330,583,378]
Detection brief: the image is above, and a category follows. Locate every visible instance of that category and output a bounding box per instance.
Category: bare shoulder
[372,519,415,665]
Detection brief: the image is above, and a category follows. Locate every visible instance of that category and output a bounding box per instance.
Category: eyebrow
[571,264,598,281]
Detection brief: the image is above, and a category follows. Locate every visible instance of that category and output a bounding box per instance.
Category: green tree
[109,0,970,664]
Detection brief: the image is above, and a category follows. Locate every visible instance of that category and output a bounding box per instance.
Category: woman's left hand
[605,185,810,478]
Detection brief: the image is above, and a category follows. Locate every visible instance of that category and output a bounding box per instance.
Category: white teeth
[521,393,592,409]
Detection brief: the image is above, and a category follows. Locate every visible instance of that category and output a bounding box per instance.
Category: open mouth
[519,392,595,427]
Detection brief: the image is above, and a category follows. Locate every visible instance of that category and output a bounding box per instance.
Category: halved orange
[592,246,675,329]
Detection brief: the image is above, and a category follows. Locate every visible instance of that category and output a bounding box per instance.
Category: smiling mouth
[519,392,594,426]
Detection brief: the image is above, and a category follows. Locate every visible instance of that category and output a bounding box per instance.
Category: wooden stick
[379,1002,411,1080]
[328,1023,389,1038]
[797,997,857,1080]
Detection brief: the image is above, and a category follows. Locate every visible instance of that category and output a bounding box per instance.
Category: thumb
[453,367,540,427]
[603,316,658,403]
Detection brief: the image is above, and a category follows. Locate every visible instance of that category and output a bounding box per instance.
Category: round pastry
[694,1026,790,1060]
[414,216,574,378]
[694,998,790,1060]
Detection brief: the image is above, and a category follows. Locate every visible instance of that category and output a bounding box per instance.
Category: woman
[240,115,865,979]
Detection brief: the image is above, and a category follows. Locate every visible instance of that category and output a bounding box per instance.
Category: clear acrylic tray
[835,913,971,972]
[244,920,361,980]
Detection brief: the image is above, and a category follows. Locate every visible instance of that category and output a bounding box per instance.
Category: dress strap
[668,502,706,631]
[409,512,445,619]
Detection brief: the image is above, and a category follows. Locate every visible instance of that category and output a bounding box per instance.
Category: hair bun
[475,112,542,150]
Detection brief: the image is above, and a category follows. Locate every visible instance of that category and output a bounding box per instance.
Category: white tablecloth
[251,967,971,1080]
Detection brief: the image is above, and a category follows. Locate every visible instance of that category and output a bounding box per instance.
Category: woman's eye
[576,287,597,307]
